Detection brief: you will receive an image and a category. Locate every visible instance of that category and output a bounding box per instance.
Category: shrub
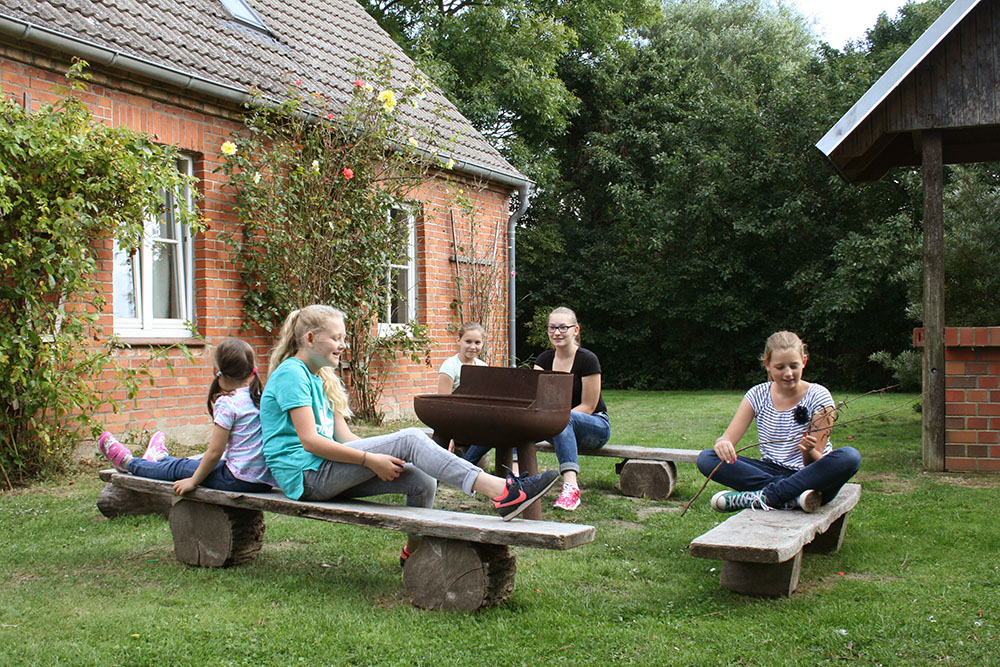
[217,58,452,423]
[0,63,198,485]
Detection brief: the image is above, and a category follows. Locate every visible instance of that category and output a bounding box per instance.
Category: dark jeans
[696,446,861,506]
[126,456,272,493]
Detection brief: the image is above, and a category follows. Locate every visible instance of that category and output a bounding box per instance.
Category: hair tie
[216,371,223,378]
[252,367,258,375]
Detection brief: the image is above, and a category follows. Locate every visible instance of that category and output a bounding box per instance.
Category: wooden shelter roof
[817,0,1000,183]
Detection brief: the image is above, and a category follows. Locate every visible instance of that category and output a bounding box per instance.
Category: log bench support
[534,441,698,500]
[97,470,593,612]
[689,483,861,597]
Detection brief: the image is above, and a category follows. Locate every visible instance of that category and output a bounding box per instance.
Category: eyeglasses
[547,324,576,333]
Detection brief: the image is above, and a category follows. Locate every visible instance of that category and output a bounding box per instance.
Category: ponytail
[270,305,353,417]
[207,338,260,416]
[269,308,303,373]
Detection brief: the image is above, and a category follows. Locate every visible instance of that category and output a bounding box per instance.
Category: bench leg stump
[403,537,516,611]
[805,512,850,554]
[617,460,676,500]
[169,499,265,567]
[97,482,173,519]
[720,551,802,597]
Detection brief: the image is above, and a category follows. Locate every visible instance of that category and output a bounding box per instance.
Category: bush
[0,63,198,485]
[217,58,451,423]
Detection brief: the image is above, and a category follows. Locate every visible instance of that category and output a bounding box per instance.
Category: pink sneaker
[553,483,581,511]
[142,431,168,461]
[97,431,133,472]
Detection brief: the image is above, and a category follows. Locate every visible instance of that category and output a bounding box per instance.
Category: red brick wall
[914,326,1000,473]
[2,45,511,442]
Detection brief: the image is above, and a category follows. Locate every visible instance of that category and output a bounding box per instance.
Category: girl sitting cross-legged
[697,330,861,512]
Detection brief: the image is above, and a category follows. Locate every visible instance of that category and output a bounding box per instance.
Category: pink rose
[343,168,354,179]
[353,79,365,88]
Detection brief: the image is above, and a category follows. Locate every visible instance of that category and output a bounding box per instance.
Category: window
[219,0,272,34]
[113,155,196,339]
[379,207,417,333]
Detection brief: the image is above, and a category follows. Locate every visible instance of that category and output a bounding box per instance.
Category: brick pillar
[914,327,1000,472]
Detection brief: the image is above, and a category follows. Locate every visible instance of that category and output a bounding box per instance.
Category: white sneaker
[795,489,821,512]
[553,483,581,510]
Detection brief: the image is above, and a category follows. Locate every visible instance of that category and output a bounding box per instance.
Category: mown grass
[1,390,997,666]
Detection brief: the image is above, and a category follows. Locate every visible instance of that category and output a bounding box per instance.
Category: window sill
[113,336,206,347]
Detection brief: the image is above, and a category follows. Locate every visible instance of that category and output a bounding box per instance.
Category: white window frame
[219,0,272,34]
[113,155,196,339]
[378,206,417,335]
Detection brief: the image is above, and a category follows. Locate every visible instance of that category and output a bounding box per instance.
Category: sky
[789,1,912,47]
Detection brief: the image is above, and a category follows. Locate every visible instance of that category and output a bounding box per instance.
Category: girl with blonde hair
[697,331,861,512]
[260,306,559,565]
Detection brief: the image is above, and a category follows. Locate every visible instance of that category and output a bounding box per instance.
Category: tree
[358,0,659,177]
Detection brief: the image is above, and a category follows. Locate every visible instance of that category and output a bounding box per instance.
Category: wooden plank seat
[533,441,701,500]
[97,470,595,612]
[688,483,862,596]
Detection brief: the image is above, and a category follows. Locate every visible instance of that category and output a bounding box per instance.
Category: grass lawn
[1,390,997,665]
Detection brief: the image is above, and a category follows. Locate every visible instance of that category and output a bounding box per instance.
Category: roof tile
[1,0,524,183]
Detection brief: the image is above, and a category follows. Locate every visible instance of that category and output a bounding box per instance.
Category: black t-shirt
[534,347,607,414]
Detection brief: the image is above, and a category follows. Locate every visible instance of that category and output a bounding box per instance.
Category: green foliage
[899,165,1000,326]
[359,0,659,173]
[216,59,440,423]
[0,62,198,484]
[515,0,963,391]
[868,349,923,391]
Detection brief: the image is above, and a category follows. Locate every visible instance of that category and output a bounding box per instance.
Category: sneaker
[142,431,168,461]
[711,489,771,512]
[493,470,560,521]
[553,483,581,511]
[794,489,821,512]
[97,431,133,473]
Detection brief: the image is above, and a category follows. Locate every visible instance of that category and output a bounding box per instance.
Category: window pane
[390,267,409,324]
[151,241,179,319]
[151,191,177,241]
[112,241,138,318]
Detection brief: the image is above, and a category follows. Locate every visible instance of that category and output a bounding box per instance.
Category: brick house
[0,0,530,442]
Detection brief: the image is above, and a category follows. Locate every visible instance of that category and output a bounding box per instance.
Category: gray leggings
[299,427,483,508]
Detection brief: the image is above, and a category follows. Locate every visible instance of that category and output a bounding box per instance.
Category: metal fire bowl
[413,394,571,447]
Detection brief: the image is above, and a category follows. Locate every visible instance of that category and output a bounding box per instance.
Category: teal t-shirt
[260,357,336,500]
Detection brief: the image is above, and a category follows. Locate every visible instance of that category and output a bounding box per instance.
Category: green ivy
[0,62,199,485]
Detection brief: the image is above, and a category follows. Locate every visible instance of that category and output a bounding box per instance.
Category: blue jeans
[126,456,272,493]
[462,444,518,466]
[550,411,611,474]
[299,427,483,507]
[696,446,861,506]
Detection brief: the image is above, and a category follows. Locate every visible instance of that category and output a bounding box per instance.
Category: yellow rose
[378,89,397,113]
[221,141,237,156]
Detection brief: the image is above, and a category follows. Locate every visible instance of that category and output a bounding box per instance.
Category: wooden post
[921,130,946,472]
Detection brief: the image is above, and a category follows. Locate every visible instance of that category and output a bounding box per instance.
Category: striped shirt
[745,382,835,470]
[214,387,277,486]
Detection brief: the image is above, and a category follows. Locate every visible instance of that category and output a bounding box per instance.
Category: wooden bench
[97,470,594,612]
[533,441,700,500]
[688,483,861,596]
